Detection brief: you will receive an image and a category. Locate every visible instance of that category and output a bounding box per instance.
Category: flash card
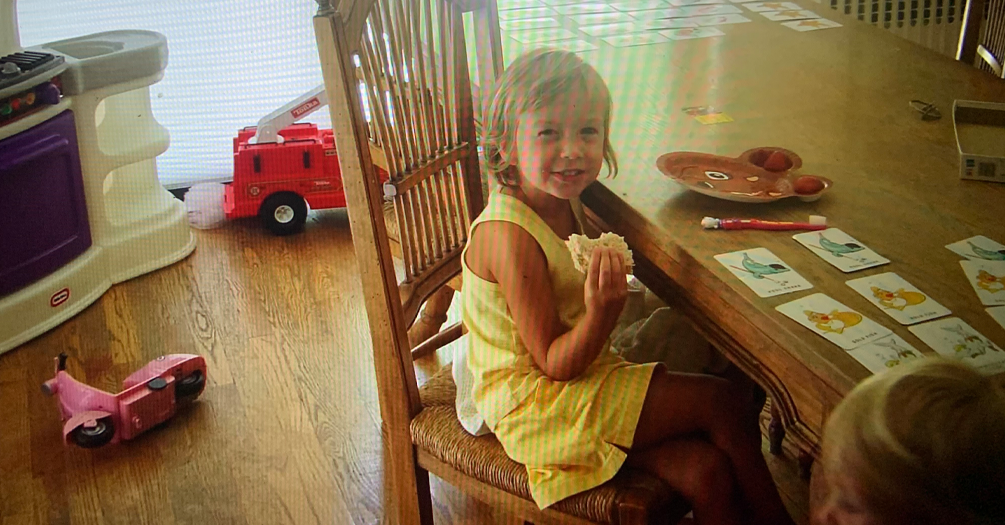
[776,293,892,350]
[847,334,924,374]
[640,18,701,30]
[610,0,671,10]
[781,18,842,30]
[846,272,951,325]
[501,17,561,31]
[507,28,579,43]
[793,228,890,272]
[691,13,752,25]
[659,26,725,39]
[714,247,813,297]
[551,3,616,15]
[989,307,1005,331]
[946,235,1005,261]
[741,1,803,11]
[499,7,558,20]
[960,260,1005,306]
[759,9,821,21]
[602,32,670,47]
[909,317,1005,375]
[569,12,636,26]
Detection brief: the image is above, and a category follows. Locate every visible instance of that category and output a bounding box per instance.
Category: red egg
[793,176,825,195]
[763,151,790,172]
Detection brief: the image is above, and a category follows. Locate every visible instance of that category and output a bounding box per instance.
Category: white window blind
[19,0,331,189]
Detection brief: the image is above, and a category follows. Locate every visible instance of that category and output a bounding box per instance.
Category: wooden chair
[958,0,1005,78]
[313,1,690,523]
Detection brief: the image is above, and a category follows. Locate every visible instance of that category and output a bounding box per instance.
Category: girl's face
[509,88,607,202]
[812,459,881,525]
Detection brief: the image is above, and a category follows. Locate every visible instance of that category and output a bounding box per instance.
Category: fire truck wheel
[260,193,308,235]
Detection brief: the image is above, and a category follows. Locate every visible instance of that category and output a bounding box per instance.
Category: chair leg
[408,286,455,348]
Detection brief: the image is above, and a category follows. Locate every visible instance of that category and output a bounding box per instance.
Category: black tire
[259,192,308,236]
[71,418,115,449]
[175,370,206,401]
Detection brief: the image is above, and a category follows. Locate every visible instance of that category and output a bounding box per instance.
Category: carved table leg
[408,286,455,348]
[768,401,785,456]
[798,452,815,481]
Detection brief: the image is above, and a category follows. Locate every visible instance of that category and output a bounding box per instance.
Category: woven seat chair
[313,0,691,523]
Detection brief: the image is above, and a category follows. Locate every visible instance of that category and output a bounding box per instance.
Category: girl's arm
[470,221,625,381]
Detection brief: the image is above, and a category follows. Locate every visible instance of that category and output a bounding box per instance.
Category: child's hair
[820,358,1005,525]
[482,48,618,187]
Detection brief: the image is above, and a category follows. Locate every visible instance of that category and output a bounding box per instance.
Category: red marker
[701,216,827,231]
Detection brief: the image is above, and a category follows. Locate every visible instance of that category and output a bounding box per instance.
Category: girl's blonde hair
[482,48,618,187]
[821,358,1005,525]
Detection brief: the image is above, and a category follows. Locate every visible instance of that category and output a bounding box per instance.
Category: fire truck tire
[260,192,308,235]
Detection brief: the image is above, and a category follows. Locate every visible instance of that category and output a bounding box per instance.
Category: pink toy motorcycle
[42,353,207,448]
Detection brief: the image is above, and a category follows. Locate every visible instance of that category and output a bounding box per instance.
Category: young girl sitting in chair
[460,48,795,525]
[813,358,1005,525]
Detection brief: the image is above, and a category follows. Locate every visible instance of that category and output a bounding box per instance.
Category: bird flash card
[776,293,892,350]
[909,317,1005,375]
[845,272,951,325]
[846,334,923,374]
[714,247,813,297]
[946,235,1005,261]
[792,228,890,272]
[960,260,1005,306]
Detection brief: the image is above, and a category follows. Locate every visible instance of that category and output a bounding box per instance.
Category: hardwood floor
[0,209,809,524]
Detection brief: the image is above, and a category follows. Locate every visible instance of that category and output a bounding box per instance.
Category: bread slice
[566,232,634,274]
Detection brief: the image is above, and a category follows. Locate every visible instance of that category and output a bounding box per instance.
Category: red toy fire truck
[224,85,387,235]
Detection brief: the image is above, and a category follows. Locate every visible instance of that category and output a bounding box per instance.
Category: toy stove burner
[0,51,63,91]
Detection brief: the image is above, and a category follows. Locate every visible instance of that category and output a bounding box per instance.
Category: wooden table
[503,6,1005,458]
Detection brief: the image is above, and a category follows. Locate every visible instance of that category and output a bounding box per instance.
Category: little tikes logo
[50,288,70,307]
[291,98,320,119]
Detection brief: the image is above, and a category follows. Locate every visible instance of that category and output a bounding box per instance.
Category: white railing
[816,0,968,57]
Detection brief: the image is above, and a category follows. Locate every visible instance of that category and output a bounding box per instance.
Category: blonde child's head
[815,358,1005,525]
[482,48,618,189]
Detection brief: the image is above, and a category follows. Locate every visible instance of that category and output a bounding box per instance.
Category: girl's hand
[584,247,628,324]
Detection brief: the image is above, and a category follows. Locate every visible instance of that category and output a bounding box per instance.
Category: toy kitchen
[0,0,194,354]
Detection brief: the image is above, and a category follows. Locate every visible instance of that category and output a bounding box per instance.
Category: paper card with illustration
[569,12,637,26]
[501,17,561,31]
[945,235,1005,261]
[546,38,600,52]
[759,9,821,21]
[669,0,729,5]
[988,306,1005,331]
[776,293,892,350]
[909,317,1005,375]
[551,3,616,15]
[691,13,752,25]
[579,22,640,37]
[499,7,558,20]
[792,228,890,272]
[674,4,743,16]
[507,27,579,44]
[500,0,546,9]
[781,18,842,30]
[540,0,582,5]
[602,32,670,47]
[714,247,813,297]
[741,1,803,11]
[845,272,951,325]
[610,0,672,11]
[659,26,725,39]
[960,260,1005,306]
[847,334,924,374]
[642,17,701,29]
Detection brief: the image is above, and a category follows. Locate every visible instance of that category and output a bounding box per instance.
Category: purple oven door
[0,110,91,297]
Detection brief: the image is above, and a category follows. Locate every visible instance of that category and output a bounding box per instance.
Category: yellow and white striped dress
[460,191,657,509]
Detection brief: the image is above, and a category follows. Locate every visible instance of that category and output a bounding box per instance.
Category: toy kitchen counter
[0,5,195,355]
